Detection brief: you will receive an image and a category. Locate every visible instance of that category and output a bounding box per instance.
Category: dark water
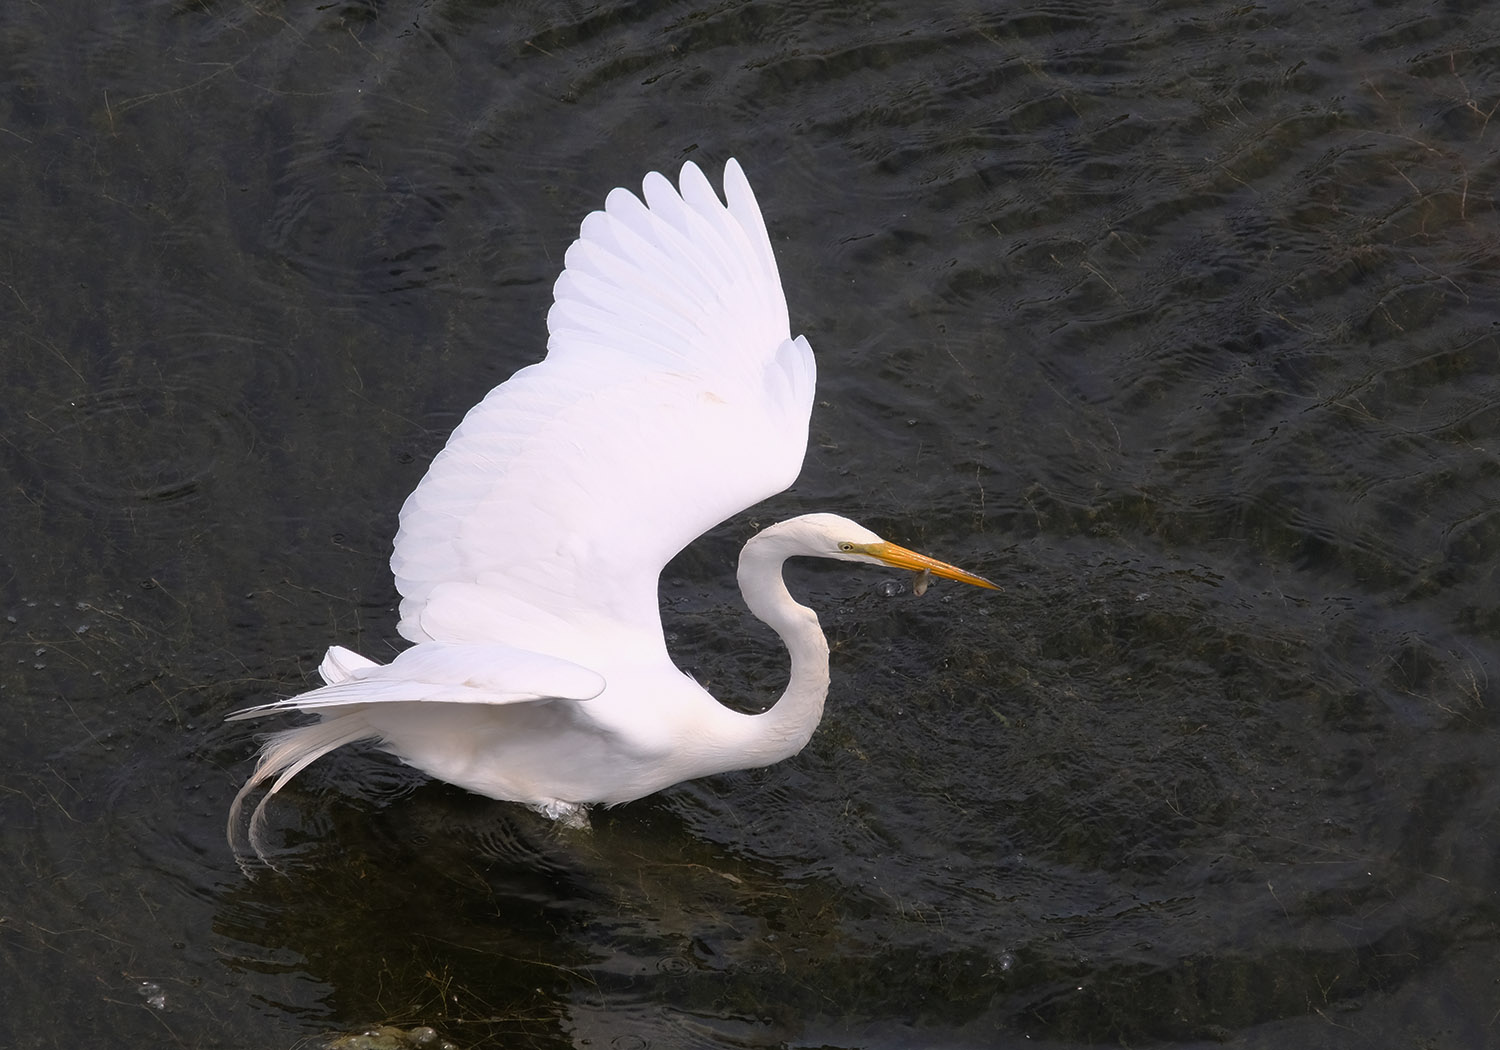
[4,1,1499,1047]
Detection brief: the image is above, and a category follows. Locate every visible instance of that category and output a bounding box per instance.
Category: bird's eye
[838,542,855,552]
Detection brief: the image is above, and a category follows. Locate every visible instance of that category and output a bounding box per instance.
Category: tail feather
[320,644,377,685]
[227,714,380,862]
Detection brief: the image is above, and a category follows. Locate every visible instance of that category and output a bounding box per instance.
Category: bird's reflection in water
[216,774,845,1046]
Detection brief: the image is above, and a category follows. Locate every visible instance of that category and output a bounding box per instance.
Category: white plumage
[228,159,994,858]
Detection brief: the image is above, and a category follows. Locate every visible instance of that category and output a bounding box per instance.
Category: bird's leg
[535,799,592,830]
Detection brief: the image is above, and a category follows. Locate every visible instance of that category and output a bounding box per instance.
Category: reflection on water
[2,0,1498,1047]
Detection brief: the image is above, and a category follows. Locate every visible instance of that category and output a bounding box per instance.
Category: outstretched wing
[390,159,816,664]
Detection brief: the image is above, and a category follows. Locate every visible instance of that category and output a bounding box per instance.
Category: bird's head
[768,512,999,591]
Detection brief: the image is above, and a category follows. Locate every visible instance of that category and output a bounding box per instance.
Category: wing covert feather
[390,160,815,663]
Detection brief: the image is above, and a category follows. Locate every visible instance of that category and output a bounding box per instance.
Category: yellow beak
[859,541,1000,591]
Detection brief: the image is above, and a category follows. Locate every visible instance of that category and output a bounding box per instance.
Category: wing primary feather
[722,159,780,286]
[229,643,606,721]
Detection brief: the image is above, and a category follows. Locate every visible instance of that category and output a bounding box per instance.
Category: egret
[228,159,996,857]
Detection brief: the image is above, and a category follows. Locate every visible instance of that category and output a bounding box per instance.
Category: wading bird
[228,159,995,858]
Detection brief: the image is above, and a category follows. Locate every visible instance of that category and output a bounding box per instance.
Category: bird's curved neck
[732,528,832,764]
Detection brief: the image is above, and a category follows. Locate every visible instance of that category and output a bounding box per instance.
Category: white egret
[228,159,996,857]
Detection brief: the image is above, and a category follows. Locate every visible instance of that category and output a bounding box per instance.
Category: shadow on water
[3,0,1500,1047]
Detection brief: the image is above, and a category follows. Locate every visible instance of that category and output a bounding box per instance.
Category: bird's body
[228,160,995,856]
